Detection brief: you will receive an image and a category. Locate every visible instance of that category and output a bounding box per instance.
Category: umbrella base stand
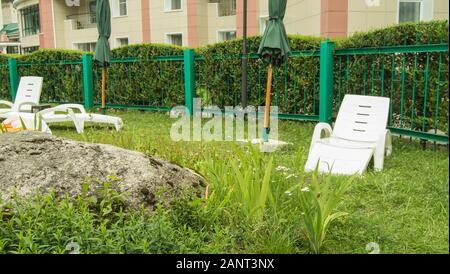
[236,138,291,153]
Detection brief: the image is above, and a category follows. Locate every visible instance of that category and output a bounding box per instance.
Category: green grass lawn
[1,110,448,254]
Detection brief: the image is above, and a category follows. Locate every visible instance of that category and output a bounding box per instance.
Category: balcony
[66,13,97,30]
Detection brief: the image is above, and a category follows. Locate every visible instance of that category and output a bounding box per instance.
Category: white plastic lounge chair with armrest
[0,76,43,114]
[37,104,123,134]
[304,94,392,175]
[2,113,52,134]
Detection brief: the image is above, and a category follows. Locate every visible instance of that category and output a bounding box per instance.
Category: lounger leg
[114,119,123,131]
[374,129,391,171]
[78,120,85,134]
[385,130,392,156]
[374,149,384,171]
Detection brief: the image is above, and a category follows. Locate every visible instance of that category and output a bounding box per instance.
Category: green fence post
[8,58,19,101]
[184,49,195,116]
[319,39,335,123]
[82,54,94,109]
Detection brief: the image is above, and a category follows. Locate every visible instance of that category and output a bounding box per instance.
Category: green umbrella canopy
[258,0,291,67]
[94,0,111,66]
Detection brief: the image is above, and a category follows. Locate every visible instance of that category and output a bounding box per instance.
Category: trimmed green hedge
[0,20,448,132]
[0,55,10,100]
[196,35,322,114]
[94,43,185,107]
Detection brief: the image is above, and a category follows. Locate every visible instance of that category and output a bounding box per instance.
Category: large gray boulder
[0,131,205,209]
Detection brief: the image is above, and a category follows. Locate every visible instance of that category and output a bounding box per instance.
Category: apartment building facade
[0,0,19,54]
[6,0,450,54]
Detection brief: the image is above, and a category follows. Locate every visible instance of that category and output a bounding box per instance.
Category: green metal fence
[0,62,10,101]
[195,50,321,121]
[2,42,448,144]
[16,59,84,104]
[334,43,449,143]
[91,55,185,111]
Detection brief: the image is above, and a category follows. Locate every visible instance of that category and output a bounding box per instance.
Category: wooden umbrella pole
[101,64,106,109]
[264,64,273,129]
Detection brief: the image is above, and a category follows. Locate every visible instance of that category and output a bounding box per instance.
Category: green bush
[0,184,215,254]
[0,54,10,100]
[14,49,85,103]
[96,43,185,107]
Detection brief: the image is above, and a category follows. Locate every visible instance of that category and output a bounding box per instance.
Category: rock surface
[0,131,205,209]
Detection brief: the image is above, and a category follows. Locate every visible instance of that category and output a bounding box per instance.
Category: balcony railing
[66,13,97,30]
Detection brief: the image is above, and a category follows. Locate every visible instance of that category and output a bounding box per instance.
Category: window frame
[217,0,237,17]
[216,29,237,42]
[20,4,40,37]
[165,32,183,46]
[112,0,128,18]
[164,0,183,12]
[73,41,97,52]
[259,15,269,35]
[115,37,129,48]
[397,0,434,23]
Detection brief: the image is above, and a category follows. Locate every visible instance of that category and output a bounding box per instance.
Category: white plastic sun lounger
[2,113,52,134]
[305,94,392,175]
[37,104,123,134]
[2,104,123,134]
[0,76,43,114]
[0,77,122,134]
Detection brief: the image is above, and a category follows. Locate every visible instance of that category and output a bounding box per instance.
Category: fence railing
[0,62,10,101]
[1,41,448,144]
[92,55,185,111]
[334,43,449,143]
[16,59,84,105]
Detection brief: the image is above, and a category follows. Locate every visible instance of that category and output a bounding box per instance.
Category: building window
[166,33,183,46]
[22,46,39,54]
[113,0,128,17]
[75,42,96,52]
[165,0,182,11]
[116,37,129,47]
[398,0,433,23]
[20,5,40,37]
[89,1,97,24]
[399,1,421,23]
[217,0,236,17]
[259,16,269,34]
[7,46,20,54]
[218,30,236,42]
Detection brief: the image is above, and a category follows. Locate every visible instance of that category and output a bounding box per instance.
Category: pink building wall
[38,0,54,48]
[236,0,258,37]
[141,0,151,43]
[320,0,348,38]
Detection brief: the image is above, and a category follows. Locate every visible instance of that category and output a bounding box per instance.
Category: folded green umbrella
[94,0,111,66]
[258,0,291,67]
[93,0,111,111]
[257,0,291,141]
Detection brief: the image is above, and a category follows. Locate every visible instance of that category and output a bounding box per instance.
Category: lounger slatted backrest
[332,95,390,143]
[12,76,43,112]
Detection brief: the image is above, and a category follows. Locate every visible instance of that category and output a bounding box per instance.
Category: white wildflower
[285,174,298,179]
[284,190,293,196]
[301,186,310,192]
[275,165,290,172]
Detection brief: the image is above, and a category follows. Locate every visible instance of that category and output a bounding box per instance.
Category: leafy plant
[288,168,352,254]
[202,144,274,223]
